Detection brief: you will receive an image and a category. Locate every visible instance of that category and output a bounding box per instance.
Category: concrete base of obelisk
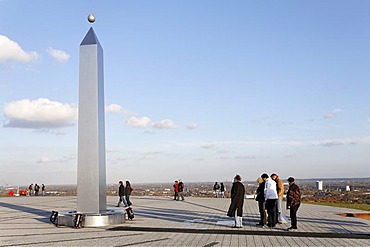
[57,209,125,227]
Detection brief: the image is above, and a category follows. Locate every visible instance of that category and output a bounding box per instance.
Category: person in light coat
[264,176,278,227]
[271,173,285,224]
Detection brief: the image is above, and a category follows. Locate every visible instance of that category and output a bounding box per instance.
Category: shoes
[278,221,283,224]
[232,226,242,228]
[287,226,298,231]
[262,225,268,229]
[116,205,119,207]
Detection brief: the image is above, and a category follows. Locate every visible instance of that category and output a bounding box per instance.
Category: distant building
[345,185,350,191]
[316,181,323,191]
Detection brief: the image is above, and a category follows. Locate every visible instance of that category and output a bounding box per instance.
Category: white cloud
[35,129,67,135]
[46,47,70,63]
[235,155,256,159]
[38,156,53,163]
[37,154,76,163]
[126,116,152,128]
[324,109,342,119]
[3,98,77,129]
[187,123,197,130]
[106,104,129,114]
[218,155,255,160]
[201,144,217,149]
[152,119,178,129]
[126,116,178,129]
[106,104,123,114]
[319,139,357,147]
[0,35,38,63]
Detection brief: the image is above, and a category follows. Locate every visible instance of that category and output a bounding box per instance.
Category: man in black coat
[116,181,128,207]
[227,174,245,228]
[256,173,268,226]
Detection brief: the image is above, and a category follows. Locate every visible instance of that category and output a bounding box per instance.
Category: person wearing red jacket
[173,181,179,200]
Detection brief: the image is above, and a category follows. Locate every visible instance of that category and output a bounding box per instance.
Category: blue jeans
[118,196,128,207]
[277,196,283,222]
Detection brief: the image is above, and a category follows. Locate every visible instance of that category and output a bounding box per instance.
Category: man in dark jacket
[227,174,245,228]
[256,173,268,226]
[116,181,128,207]
[178,180,185,201]
[213,182,220,198]
[286,177,301,230]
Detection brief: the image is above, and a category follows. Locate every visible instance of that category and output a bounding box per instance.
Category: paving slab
[0,196,369,246]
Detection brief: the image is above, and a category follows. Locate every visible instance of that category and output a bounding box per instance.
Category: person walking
[178,180,185,201]
[264,175,278,227]
[34,183,40,196]
[287,177,301,231]
[28,184,33,196]
[213,182,220,198]
[220,182,225,198]
[41,184,45,196]
[125,181,133,206]
[116,181,128,207]
[256,174,268,226]
[173,181,179,200]
[227,174,245,228]
[271,173,284,224]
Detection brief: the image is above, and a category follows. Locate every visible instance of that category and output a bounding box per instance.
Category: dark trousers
[258,201,266,225]
[125,195,132,206]
[290,203,300,228]
[265,199,277,226]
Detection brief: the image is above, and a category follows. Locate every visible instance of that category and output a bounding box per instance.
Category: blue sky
[1,1,370,185]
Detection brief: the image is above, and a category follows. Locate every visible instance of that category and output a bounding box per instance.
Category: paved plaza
[0,196,369,246]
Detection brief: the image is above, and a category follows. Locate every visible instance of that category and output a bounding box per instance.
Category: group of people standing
[116,180,133,207]
[255,173,301,230]
[173,180,185,201]
[227,173,301,230]
[213,182,225,198]
[28,183,45,196]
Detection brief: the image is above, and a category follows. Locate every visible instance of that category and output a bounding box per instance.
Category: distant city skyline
[1,1,370,185]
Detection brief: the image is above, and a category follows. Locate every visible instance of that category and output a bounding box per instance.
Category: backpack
[126,207,134,220]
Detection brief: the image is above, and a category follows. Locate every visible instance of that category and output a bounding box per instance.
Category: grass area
[305,201,370,211]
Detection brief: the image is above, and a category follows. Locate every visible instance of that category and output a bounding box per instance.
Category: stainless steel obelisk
[56,16,124,227]
[77,26,106,214]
